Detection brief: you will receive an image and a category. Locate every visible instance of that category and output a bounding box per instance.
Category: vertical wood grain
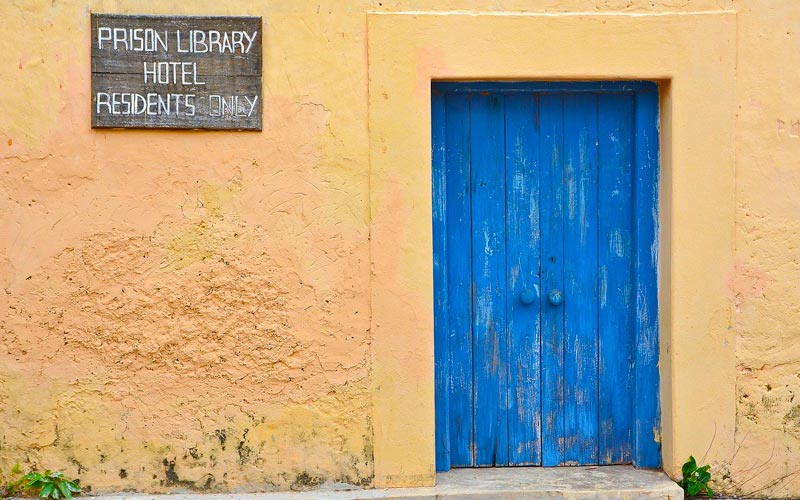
[540,93,566,466]
[504,93,542,465]
[598,93,635,464]
[445,93,474,467]
[633,89,661,468]
[470,93,509,467]
[432,83,659,470]
[432,91,451,472]
[562,93,600,465]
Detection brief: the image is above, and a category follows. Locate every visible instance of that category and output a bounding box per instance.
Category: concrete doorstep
[88,466,684,500]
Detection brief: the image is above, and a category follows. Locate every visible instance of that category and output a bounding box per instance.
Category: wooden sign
[91,14,262,130]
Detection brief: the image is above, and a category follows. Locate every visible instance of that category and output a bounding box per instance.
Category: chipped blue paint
[598,93,636,465]
[470,93,509,467]
[432,90,450,471]
[633,90,661,468]
[562,93,600,465]
[539,92,566,467]
[505,93,542,465]
[432,82,660,471]
[442,92,473,467]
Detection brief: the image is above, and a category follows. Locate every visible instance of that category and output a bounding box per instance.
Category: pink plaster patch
[727,256,770,311]
[416,46,448,99]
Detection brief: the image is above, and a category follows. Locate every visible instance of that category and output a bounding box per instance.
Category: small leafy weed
[1,467,81,499]
[0,463,26,498]
[679,455,714,498]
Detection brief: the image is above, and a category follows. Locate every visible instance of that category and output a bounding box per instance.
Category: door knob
[548,289,564,306]
[519,288,538,305]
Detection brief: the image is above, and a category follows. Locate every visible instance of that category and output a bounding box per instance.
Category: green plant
[679,455,714,498]
[22,470,81,499]
[1,467,81,499]
[1,463,26,498]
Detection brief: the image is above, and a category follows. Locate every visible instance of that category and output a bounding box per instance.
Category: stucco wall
[0,0,798,497]
[731,2,800,497]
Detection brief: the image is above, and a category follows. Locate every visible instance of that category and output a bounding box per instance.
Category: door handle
[519,288,538,305]
[548,289,564,306]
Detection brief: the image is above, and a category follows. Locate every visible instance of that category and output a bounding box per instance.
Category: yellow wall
[368,9,739,490]
[0,1,798,498]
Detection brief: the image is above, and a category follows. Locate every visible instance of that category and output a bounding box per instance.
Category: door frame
[367,11,736,488]
[431,81,661,471]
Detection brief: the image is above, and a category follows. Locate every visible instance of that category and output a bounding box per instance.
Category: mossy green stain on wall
[164,181,242,271]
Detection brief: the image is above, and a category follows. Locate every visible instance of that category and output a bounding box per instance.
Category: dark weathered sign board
[91,14,262,130]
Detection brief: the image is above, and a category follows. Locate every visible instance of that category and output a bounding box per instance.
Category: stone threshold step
[87,466,683,500]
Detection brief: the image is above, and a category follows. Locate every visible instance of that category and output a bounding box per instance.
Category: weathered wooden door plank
[444,93,474,467]
[470,93,509,467]
[598,93,636,465]
[562,93,600,465]
[504,93,543,466]
[539,93,567,467]
[432,91,451,472]
[633,90,661,468]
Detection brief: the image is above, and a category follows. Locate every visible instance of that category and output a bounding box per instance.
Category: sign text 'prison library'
[91,14,262,130]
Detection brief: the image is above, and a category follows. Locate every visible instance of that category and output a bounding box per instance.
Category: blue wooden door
[433,82,661,470]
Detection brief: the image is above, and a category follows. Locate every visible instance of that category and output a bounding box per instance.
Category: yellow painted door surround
[368,11,735,487]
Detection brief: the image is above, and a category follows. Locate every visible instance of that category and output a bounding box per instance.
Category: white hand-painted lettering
[208,95,259,117]
[243,31,258,53]
[95,92,198,116]
[175,29,257,54]
[97,26,168,51]
[142,62,205,85]
[92,16,260,128]
[244,96,258,117]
